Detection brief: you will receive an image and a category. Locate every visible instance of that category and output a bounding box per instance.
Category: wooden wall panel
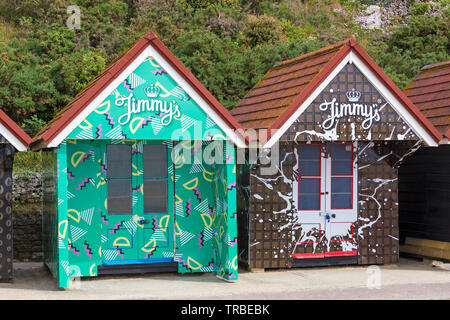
[245,141,419,269]
[0,143,15,282]
[399,145,450,243]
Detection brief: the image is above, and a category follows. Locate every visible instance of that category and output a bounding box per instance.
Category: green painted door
[137,140,174,262]
[102,141,139,264]
[102,140,174,265]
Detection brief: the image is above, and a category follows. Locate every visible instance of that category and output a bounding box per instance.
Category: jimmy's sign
[116,84,182,126]
[319,88,382,130]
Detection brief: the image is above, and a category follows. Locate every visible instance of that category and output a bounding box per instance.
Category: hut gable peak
[233,38,442,147]
[31,32,245,150]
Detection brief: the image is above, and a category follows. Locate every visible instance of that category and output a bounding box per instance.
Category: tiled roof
[232,38,442,145]
[231,39,348,130]
[403,61,450,138]
[31,32,244,149]
[0,108,32,151]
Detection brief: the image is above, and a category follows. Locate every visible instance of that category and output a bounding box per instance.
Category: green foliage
[181,0,240,9]
[13,150,42,173]
[39,24,76,60]
[0,0,448,147]
[239,14,286,47]
[370,9,450,88]
[0,41,59,129]
[411,2,430,15]
[76,50,107,91]
[21,115,46,136]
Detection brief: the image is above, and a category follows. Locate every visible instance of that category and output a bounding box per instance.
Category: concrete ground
[1,257,450,299]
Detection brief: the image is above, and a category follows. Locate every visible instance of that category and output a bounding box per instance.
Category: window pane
[107,180,132,214]
[331,144,352,175]
[299,195,320,210]
[299,145,320,160]
[299,178,320,210]
[107,145,131,179]
[299,145,320,176]
[143,145,167,179]
[331,194,352,209]
[331,177,352,193]
[144,180,167,213]
[332,160,352,175]
[299,161,320,176]
[331,177,352,209]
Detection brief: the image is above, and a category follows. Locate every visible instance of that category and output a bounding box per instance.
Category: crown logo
[346,88,362,102]
[144,85,160,98]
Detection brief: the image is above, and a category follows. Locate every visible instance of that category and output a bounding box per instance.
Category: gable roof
[232,38,442,147]
[31,32,245,150]
[403,61,450,140]
[231,39,348,130]
[0,109,31,151]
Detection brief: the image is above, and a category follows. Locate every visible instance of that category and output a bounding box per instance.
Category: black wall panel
[399,145,450,243]
[0,143,15,282]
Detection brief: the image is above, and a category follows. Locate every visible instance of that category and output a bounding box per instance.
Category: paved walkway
[1,257,449,299]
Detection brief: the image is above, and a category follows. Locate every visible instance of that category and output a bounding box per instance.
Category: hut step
[400,237,450,261]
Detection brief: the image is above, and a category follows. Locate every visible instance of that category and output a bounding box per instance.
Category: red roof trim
[274,38,350,67]
[266,38,442,144]
[420,60,450,71]
[32,32,244,148]
[0,109,32,149]
[37,38,148,145]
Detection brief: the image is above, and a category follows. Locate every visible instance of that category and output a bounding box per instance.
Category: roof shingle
[232,38,442,145]
[404,61,450,138]
[231,40,348,130]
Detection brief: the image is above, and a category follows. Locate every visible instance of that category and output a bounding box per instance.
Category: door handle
[132,216,149,225]
[138,219,150,225]
[320,213,335,222]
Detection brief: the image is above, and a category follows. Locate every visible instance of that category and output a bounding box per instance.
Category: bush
[239,14,286,47]
[370,9,450,88]
[0,0,448,136]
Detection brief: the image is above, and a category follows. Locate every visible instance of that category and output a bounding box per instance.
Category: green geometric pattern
[67,56,225,141]
[43,54,238,287]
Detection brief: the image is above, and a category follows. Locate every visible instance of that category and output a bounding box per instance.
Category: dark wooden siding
[242,141,407,269]
[357,142,400,265]
[0,143,15,282]
[236,160,250,267]
[399,145,450,243]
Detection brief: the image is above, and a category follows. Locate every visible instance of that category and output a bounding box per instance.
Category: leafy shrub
[0,0,448,141]
[239,14,286,47]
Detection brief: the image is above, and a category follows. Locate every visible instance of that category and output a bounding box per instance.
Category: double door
[293,142,358,259]
[102,140,174,265]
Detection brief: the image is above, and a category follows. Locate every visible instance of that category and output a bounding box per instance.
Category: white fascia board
[0,122,27,151]
[48,44,246,148]
[263,51,438,148]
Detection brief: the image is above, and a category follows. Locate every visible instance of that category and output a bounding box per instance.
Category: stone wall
[13,172,42,204]
[12,172,43,262]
